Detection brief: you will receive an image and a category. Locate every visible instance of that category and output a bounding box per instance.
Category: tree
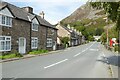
[88,35,95,41]
[90,1,120,52]
[95,28,104,36]
[60,37,70,47]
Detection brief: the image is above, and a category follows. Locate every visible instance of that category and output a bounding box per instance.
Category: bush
[97,39,100,42]
[15,53,23,57]
[88,35,94,41]
[29,49,48,55]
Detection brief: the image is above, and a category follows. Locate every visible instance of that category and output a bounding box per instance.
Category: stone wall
[39,26,47,50]
[46,27,57,50]
[2,18,31,53]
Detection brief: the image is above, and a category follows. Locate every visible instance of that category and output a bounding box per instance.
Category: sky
[3,0,88,25]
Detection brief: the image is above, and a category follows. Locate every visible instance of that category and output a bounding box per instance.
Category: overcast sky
[3,0,88,25]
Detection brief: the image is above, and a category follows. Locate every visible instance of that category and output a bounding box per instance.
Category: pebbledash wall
[0,2,57,54]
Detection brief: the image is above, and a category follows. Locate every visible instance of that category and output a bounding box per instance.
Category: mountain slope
[61,3,106,24]
[60,2,115,41]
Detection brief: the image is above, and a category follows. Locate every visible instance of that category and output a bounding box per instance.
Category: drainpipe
[45,27,48,50]
[29,22,32,52]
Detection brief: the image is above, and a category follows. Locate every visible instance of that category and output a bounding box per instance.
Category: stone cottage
[0,2,57,54]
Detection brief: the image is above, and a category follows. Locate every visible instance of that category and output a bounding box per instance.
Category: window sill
[0,50,11,52]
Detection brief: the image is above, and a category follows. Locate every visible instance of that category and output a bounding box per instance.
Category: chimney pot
[40,11,45,19]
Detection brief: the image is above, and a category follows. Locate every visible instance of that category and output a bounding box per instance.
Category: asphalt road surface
[2,42,111,78]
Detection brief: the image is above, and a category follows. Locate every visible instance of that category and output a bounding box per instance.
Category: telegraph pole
[106,14,109,49]
[106,28,109,49]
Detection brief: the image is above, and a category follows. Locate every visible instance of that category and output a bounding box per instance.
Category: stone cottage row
[56,23,85,48]
[0,2,57,54]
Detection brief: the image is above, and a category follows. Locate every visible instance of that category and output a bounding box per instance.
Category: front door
[19,37,26,54]
[53,41,56,50]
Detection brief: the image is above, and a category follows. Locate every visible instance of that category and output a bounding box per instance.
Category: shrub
[88,35,94,41]
[15,53,23,57]
[97,39,101,42]
[114,45,118,52]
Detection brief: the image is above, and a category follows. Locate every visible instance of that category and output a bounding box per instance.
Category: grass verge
[0,53,23,60]
[29,49,49,55]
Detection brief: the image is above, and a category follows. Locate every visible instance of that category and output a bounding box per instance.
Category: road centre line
[73,42,95,57]
[74,52,82,57]
[102,53,106,58]
[44,59,68,69]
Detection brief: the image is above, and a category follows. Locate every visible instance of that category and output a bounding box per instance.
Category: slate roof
[62,26,79,35]
[0,1,57,29]
[62,26,73,33]
[1,2,30,21]
[36,15,57,29]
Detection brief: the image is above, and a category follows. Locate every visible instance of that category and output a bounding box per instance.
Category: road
[2,42,112,78]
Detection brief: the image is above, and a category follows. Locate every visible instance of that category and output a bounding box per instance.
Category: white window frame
[31,37,38,49]
[47,38,52,47]
[0,14,12,27]
[0,36,11,52]
[32,23,39,31]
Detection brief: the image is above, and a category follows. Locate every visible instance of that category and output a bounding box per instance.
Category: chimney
[22,6,33,13]
[67,24,71,29]
[71,27,74,30]
[40,11,45,19]
[74,29,77,32]
[58,21,61,25]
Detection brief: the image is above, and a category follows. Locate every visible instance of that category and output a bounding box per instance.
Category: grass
[95,10,106,15]
[80,18,92,25]
[0,56,2,59]
[0,53,23,60]
[114,45,119,52]
[29,49,49,55]
[0,49,49,60]
[108,65,113,77]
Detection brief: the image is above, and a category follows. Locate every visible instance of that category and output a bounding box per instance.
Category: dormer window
[32,18,39,31]
[0,15,12,27]
[32,23,39,31]
[2,15,5,24]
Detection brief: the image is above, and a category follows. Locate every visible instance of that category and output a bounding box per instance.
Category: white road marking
[102,52,109,63]
[73,42,95,57]
[74,52,82,57]
[102,53,106,57]
[89,49,98,51]
[82,50,85,52]
[89,42,95,48]
[44,59,68,69]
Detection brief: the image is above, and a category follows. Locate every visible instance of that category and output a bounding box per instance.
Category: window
[47,38,52,47]
[32,23,38,31]
[0,36,11,52]
[31,37,38,49]
[0,15,12,27]
[6,17,11,25]
[2,16,5,24]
